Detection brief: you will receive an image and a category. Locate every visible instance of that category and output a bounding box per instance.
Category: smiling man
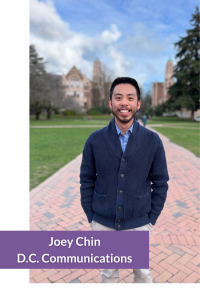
[80,77,169,283]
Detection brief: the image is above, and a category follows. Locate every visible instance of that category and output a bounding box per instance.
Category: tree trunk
[35,112,40,120]
[47,108,51,119]
[190,110,194,121]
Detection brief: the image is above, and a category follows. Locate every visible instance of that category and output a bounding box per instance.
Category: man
[80,77,169,283]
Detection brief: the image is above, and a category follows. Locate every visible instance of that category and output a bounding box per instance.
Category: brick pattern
[30,124,200,283]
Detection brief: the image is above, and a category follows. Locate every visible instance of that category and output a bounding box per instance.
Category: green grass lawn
[30,119,110,126]
[30,116,199,190]
[30,127,103,190]
[147,116,195,122]
[151,127,200,158]
[30,115,112,126]
[148,121,199,127]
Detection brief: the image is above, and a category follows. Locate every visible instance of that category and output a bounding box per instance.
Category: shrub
[88,106,111,115]
[54,108,60,114]
[63,109,76,116]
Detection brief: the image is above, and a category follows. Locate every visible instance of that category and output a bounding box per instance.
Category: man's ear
[137,100,141,110]
[109,98,112,110]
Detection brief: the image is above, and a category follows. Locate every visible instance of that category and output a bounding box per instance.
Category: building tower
[164,58,174,101]
[92,58,104,106]
[93,58,102,84]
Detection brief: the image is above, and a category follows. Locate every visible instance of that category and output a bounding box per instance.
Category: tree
[91,64,113,108]
[91,84,101,107]
[30,45,66,119]
[140,90,152,115]
[168,6,200,121]
[43,73,66,119]
[101,65,113,107]
[64,95,82,115]
[30,45,46,120]
[154,104,166,116]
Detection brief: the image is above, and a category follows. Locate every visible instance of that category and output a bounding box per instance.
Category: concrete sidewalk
[30,127,200,283]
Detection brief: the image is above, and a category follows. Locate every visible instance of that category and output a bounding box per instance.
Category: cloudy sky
[30,0,198,91]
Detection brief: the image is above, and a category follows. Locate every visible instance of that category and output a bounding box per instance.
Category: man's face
[109,83,141,124]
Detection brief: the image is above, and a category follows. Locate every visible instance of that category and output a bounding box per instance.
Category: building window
[71,76,79,87]
[66,80,69,87]
[66,91,69,96]
[71,91,73,96]
[76,91,79,98]
[81,92,83,98]
[81,81,83,88]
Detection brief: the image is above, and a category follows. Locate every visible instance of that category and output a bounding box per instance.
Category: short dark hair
[109,77,141,101]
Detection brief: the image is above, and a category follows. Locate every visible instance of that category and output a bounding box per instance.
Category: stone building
[152,59,200,118]
[61,58,104,111]
[152,58,174,106]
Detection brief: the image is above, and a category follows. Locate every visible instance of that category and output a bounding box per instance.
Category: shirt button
[118,225,121,229]
[118,207,122,211]
[118,219,121,222]
[120,174,124,178]
[119,190,123,194]
[122,158,125,162]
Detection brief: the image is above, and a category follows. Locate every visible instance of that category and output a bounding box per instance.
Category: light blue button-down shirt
[115,122,134,153]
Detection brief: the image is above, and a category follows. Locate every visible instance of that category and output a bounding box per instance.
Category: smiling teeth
[120,110,129,112]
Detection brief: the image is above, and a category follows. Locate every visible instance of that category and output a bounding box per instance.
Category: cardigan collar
[102,117,145,159]
[115,121,133,136]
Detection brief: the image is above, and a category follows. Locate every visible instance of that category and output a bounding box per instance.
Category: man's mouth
[118,109,131,115]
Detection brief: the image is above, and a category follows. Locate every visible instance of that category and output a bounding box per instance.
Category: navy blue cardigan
[80,118,169,230]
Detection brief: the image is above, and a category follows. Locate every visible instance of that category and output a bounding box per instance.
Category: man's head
[109,77,141,124]
[110,77,141,102]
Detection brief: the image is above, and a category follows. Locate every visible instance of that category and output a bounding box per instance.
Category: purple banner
[0,231,149,269]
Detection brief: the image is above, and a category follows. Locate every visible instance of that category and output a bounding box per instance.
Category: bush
[154,104,166,116]
[88,106,111,115]
[53,108,60,114]
[63,109,76,116]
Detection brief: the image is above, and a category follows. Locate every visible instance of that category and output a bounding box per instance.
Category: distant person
[142,114,147,127]
[80,77,169,283]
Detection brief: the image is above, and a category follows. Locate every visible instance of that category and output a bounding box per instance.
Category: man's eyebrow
[114,93,122,96]
[114,93,136,96]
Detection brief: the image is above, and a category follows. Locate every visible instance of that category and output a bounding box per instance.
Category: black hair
[109,77,141,101]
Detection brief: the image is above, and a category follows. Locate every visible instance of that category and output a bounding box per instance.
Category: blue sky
[30,0,198,92]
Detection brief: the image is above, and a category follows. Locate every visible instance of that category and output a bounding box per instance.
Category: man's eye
[116,97,121,100]
[129,98,133,100]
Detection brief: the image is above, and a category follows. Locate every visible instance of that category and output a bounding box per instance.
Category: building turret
[164,58,174,101]
[93,58,102,84]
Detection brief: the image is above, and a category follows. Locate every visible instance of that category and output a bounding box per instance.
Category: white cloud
[30,0,177,89]
[122,23,165,56]
[30,0,126,78]
[30,0,72,41]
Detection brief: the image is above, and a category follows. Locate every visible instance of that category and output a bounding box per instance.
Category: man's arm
[80,138,96,223]
[148,137,169,225]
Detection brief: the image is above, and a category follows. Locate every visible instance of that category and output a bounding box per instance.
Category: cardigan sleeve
[148,137,169,225]
[80,137,97,223]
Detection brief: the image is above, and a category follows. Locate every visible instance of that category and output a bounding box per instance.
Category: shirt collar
[115,122,134,136]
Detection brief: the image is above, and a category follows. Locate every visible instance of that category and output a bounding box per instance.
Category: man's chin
[117,117,133,124]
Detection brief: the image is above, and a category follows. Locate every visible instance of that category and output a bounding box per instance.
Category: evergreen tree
[30,45,47,120]
[168,6,200,120]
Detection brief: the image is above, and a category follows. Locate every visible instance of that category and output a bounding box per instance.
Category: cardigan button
[118,207,122,211]
[118,225,121,229]
[120,174,124,178]
[119,190,123,194]
[122,158,125,162]
[118,219,121,222]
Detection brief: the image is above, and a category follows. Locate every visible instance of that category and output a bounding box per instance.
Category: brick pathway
[30,126,200,283]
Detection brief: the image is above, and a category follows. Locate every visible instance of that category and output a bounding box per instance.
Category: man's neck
[115,117,134,135]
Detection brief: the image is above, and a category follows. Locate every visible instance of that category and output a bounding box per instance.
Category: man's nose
[120,98,129,106]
